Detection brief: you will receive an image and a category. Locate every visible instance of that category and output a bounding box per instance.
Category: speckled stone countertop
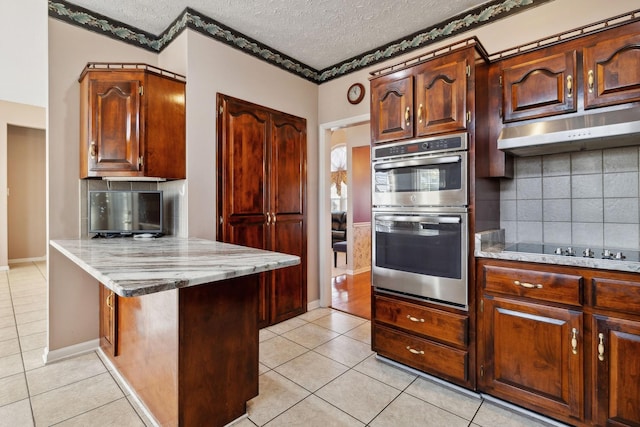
[50,237,300,297]
[475,230,640,274]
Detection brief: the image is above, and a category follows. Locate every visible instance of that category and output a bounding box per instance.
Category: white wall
[0,1,48,107]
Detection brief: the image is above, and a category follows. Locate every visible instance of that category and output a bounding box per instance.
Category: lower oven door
[372,210,468,309]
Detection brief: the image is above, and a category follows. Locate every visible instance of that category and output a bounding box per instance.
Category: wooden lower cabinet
[479,295,584,422]
[99,283,117,356]
[372,293,472,388]
[592,316,640,426]
[99,276,259,427]
[477,258,640,426]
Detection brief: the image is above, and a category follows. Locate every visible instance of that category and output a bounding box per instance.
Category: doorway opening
[319,115,371,320]
[7,125,46,263]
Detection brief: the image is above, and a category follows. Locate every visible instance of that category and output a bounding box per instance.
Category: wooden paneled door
[217,94,307,328]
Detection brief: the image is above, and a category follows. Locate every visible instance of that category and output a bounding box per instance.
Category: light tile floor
[1,261,567,426]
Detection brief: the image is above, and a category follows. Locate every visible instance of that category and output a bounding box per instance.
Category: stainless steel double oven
[372,132,469,309]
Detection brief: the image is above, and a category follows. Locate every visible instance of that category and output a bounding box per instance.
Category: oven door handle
[373,155,462,171]
[376,215,461,224]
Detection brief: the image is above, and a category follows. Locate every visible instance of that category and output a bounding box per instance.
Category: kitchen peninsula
[50,237,300,427]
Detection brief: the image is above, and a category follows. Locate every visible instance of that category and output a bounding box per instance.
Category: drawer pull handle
[571,328,578,355]
[418,104,423,124]
[598,333,605,361]
[406,315,425,323]
[406,346,424,355]
[514,280,543,289]
[405,107,411,127]
[566,75,573,98]
[588,70,594,93]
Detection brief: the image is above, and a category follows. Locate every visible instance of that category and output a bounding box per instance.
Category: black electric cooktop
[503,243,640,263]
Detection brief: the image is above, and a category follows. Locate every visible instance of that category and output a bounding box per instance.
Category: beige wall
[8,125,46,260]
[0,101,46,270]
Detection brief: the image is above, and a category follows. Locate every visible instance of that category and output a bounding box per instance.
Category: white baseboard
[307,299,321,310]
[9,256,47,264]
[0,265,8,272]
[43,339,100,364]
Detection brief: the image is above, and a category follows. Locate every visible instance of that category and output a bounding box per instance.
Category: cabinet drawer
[483,265,582,306]
[592,277,640,315]
[373,324,468,383]
[374,295,468,347]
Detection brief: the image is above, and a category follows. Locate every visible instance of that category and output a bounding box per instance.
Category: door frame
[318,114,369,307]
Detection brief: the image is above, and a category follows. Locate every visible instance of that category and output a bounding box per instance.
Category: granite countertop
[50,237,300,297]
[475,230,640,274]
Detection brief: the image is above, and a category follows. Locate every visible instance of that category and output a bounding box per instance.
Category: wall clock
[347,83,365,105]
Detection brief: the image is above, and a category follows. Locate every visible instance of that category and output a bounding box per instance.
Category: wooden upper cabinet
[370,71,414,143]
[370,45,474,143]
[79,63,186,179]
[501,50,577,122]
[86,78,141,174]
[414,50,469,136]
[583,32,640,109]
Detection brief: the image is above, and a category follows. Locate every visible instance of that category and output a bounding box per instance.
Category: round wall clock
[347,83,365,105]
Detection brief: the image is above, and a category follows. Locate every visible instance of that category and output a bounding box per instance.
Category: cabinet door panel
[89,79,140,173]
[370,72,414,143]
[593,315,640,427]
[270,219,306,323]
[502,51,577,122]
[584,33,640,109]
[270,114,306,215]
[480,296,584,421]
[415,55,468,136]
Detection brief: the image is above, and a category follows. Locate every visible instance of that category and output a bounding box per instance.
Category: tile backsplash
[501,146,640,249]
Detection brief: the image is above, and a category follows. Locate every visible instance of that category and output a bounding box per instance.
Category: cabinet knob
[89,142,97,159]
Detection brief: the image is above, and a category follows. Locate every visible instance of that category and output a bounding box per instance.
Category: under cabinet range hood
[497,107,640,156]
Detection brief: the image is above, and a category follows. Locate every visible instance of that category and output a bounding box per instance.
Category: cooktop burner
[503,243,640,262]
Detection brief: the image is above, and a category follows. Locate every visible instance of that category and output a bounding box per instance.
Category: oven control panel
[374,132,467,160]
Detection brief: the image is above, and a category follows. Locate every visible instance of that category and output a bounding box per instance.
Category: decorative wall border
[48,0,552,83]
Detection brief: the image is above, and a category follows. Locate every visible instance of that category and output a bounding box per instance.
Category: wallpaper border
[48,0,552,84]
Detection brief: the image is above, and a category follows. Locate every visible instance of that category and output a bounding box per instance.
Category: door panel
[89,79,140,172]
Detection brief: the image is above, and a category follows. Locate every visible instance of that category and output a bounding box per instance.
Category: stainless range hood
[497,107,640,156]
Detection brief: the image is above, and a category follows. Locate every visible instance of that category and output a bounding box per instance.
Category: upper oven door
[373,151,468,207]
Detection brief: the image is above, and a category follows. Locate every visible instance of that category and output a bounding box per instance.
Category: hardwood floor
[331,271,371,320]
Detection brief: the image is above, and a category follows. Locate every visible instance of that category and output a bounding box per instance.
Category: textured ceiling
[65,0,492,70]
